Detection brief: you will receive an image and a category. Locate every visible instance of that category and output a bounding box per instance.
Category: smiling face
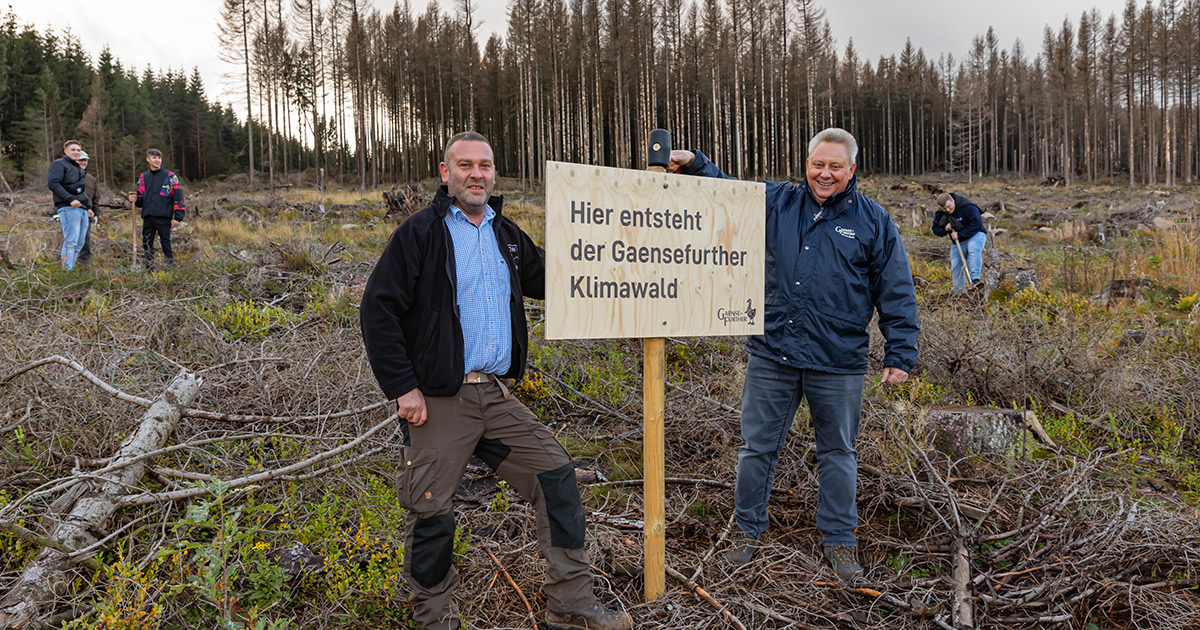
[805,141,857,205]
[64,143,82,161]
[146,154,163,170]
[78,159,89,170]
[942,197,956,213]
[439,139,495,216]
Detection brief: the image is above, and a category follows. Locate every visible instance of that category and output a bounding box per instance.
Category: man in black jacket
[360,132,631,630]
[47,139,92,270]
[126,148,185,269]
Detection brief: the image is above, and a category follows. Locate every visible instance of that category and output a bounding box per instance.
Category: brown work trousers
[397,377,596,630]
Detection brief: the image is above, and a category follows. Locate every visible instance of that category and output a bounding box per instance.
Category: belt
[463,371,492,384]
[463,371,514,398]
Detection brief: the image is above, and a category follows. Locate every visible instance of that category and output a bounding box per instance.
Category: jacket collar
[802,175,859,219]
[432,184,505,220]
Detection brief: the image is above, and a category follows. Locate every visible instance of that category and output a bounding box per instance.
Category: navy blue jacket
[47,156,89,210]
[360,186,546,399]
[931,193,986,243]
[683,151,919,374]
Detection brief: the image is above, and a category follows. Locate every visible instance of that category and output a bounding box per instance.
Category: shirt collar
[449,203,494,225]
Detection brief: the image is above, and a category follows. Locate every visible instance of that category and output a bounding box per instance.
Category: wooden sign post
[545,131,765,601]
[642,130,669,600]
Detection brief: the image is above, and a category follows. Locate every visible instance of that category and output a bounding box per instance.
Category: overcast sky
[4,0,1132,109]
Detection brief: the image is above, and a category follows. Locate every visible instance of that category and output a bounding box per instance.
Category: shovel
[952,234,972,281]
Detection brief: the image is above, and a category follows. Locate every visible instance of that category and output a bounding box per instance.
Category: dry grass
[2,176,1200,629]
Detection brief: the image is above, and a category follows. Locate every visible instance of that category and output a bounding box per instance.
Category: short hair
[936,193,953,208]
[443,131,490,165]
[146,148,162,158]
[807,128,858,165]
[63,139,81,150]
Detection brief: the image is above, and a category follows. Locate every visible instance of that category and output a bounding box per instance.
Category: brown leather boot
[545,602,633,630]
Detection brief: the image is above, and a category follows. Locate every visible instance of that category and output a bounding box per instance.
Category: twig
[1,354,390,424]
[586,477,733,490]
[740,600,821,630]
[486,549,539,630]
[528,365,638,425]
[665,564,748,630]
[119,413,400,506]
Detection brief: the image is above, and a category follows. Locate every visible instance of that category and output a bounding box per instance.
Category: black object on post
[648,129,671,169]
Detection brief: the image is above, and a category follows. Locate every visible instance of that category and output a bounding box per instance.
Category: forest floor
[1,172,1199,629]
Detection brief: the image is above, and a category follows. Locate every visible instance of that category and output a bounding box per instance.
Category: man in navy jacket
[670,128,919,582]
[931,192,988,291]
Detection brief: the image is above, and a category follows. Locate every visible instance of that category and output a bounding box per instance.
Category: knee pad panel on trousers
[537,464,586,549]
[411,512,455,588]
[473,436,512,472]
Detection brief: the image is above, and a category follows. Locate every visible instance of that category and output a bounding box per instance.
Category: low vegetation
[2,174,1198,629]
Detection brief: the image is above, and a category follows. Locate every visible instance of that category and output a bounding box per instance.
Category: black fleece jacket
[359,186,546,400]
[47,156,89,209]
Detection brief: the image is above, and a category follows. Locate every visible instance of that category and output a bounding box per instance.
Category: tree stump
[924,406,1055,461]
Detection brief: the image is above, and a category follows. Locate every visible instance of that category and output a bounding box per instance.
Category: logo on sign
[717,298,757,327]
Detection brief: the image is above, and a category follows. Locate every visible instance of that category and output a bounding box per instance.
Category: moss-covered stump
[925,406,1055,461]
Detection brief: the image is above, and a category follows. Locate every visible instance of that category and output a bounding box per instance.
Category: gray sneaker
[823,545,863,583]
[724,529,760,566]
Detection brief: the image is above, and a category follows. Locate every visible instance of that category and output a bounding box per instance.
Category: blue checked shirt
[445,204,512,374]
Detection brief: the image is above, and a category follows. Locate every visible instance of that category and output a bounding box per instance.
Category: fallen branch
[0,369,202,630]
[1,355,389,424]
[118,413,399,506]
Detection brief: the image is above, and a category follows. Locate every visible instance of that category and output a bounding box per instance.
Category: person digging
[931,192,987,292]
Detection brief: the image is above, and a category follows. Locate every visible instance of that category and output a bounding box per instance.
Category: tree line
[3,0,1199,191]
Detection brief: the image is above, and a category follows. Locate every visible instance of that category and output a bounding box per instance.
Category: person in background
[77,151,99,267]
[931,192,987,292]
[47,139,92,270]
[127,148,185,270]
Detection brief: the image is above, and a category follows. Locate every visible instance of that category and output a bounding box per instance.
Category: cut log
[0,370,202,630]
[924,406,1054,461]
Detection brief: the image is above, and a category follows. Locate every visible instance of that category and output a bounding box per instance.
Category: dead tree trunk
[0,370,202,630]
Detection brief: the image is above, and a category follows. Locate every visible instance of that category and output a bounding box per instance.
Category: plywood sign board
[545,161,765,339]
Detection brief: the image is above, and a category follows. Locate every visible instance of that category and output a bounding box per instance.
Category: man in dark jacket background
[126,148,185,269]
[931,192,988,291]
[359,132,631,630]
[47,139,93,270]
[670,127,919,582]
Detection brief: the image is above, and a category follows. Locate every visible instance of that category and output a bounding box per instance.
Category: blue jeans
[58,207,89,270]
[735,355,864,546]
[950,231,987,291]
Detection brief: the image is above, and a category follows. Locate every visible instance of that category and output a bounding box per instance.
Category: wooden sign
[545,161,765,339]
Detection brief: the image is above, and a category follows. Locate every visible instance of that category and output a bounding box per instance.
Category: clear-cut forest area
[1,1,1199,629]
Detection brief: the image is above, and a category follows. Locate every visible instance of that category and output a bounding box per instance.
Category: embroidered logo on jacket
[835,226,857,240]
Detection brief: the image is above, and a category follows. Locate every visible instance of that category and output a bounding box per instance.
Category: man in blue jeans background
[932,192,988,292]
[47,139,93,270]
[670,128,919,582]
